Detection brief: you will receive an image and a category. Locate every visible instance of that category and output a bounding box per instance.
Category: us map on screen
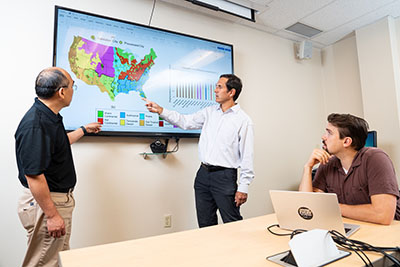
[54,7,233,136]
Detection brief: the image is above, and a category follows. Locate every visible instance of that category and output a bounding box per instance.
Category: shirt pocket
[326,185,344,202]
[325,185,337,194]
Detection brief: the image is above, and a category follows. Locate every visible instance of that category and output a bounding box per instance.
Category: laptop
[269,190,360,237]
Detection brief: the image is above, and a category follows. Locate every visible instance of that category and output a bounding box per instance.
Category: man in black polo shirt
[15,67,101,267]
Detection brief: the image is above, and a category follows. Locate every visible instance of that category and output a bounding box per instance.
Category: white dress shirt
[161,104,254,193]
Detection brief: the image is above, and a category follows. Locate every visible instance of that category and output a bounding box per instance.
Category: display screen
[365,130,377,147]
[53,6,233,137]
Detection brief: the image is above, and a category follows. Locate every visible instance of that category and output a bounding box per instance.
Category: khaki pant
[17,188,75,267]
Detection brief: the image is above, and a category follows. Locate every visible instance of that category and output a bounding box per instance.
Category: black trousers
[194,165,243,228]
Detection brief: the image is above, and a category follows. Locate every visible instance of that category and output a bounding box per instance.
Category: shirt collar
[331,147,366,169]
[331,156,341,168]
[34,97,63,123]
[350,147,367,167]
[217,103,240,113]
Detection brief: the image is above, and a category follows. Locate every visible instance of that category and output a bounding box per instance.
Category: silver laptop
[269,190,360,237]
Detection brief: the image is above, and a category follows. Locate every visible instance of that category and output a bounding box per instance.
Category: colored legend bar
[95,109,176,129]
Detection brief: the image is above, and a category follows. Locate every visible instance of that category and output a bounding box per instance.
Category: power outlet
[164,214,172,228]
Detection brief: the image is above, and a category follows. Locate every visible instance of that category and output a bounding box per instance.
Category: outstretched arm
[143,98,163,114]
[143,98,205,130]
[67,122,102,144]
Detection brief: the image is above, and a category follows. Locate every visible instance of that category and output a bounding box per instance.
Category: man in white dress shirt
[144,74,254,227]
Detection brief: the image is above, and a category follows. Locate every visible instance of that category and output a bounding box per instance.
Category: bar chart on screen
[170,82,217,109]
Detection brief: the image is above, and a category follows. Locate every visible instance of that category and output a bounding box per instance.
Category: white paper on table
[289,229,342,267]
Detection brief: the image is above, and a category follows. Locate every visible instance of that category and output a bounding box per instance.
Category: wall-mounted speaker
[297,40,313,60]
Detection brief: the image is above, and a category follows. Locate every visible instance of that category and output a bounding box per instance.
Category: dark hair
[35,68,69,99]
[220,74,242,101]
[327,113,369,150]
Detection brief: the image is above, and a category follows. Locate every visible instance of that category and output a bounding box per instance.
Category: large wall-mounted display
[53,6,234,137]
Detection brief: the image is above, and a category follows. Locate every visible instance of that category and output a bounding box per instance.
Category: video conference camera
[150,139,168,153]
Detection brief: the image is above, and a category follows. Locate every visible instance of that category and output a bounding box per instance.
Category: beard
[322,141,331,154]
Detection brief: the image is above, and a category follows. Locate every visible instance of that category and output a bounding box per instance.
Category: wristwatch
[80,126,87,135]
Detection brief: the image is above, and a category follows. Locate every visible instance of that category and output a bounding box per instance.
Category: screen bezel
[53,5,234,138]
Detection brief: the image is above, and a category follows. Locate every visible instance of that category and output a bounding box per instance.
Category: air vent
[285,22,322,38]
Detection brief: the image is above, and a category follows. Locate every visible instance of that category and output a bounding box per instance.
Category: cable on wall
[148,0,157,26]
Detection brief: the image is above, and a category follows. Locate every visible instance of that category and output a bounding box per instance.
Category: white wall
[321,35,364,117]
[356,16,400,175]
[0,1,353,266]
[320,16,400,180]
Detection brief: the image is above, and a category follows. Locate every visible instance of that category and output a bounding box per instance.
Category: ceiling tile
[301,0,397,31]
[312,0,400,45]
[256,0,334,29]
[161,0,400,47]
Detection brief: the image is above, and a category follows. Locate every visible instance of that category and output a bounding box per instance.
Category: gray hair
[35,68,69,99]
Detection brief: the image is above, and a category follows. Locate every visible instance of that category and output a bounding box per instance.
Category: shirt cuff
[160,108,169,118]
[237,184,249,194]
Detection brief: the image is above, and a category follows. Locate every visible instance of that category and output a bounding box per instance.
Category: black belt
[201,163,236,172]
[53,188,74,193]
[23,186,74,194]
